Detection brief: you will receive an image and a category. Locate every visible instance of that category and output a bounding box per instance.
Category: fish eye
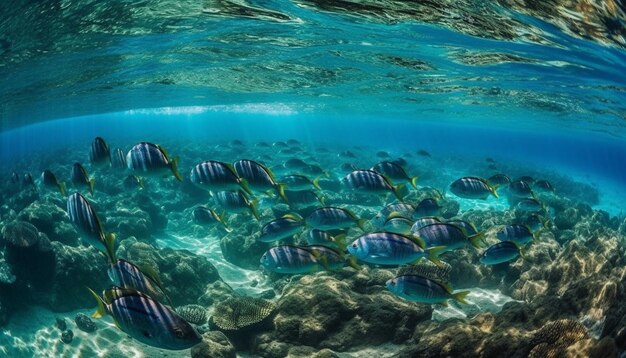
[352,243,357,248]
[174,328,185,338]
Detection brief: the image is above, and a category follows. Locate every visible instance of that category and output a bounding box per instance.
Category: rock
[220,225,269,270]
[17,201,79,245]
[39,242,109,311]
[75,313,97,333]
[191,331,236,358]
[60,330,73,344]
[55,317,67,331]
[122,240,222,305]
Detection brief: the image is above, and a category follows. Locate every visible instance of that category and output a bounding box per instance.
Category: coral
[191,331,237,358]
[177,304,209,326]
[17,200,79,246]
[74,313,97,333]
[210,297,275,331]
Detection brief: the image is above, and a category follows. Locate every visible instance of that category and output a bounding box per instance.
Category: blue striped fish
[480,241,522,265]
[305,207,366,231]
[126,142,182,181]
[41,169,66,196]
[234,159,286,201]
[111,148,127,169]
[212,190,259,220]
[415,223,483,252]
[258,215,305,243]
[260,245,323,274]
[410,216,441,233]
[66,192,116,262]
[192,206,231,231]
[371,161,418,188]
[108,259,172,306]
[89,137,111,166]
[342,169,404,201]
[89,287,201,350]
[450,176,498,200]
[386,275,469,306]
[347,232,443,266]
[71,162,95,195]
[190,160,251,194]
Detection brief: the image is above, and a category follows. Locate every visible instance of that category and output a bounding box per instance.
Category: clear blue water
[1,1,626,357]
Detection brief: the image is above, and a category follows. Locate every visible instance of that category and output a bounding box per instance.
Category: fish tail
[347,255,361,271]
[105,233,117,263]
[89,178,95,196]
[137,176,145,189]
[334,233,348,252]
[87,287,107,318]
[469,232,486,249]
[277,183,288,203]
[240,178,253,196]
[250,199,260,221]
[356,219,367,232]
[453,290,471,305]
[489,184,499,199]
[393,183,405,202]
[426,246,446,267]
[217,212,232,232]
[170,156,183,181]
[58,181,66,196]
[312,176,322,190]
[410,176,419,189]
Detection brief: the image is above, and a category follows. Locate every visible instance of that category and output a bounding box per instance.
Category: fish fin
[282,213,303,221]
[426,246,446,267]
[393,184,405,202]
[137,176,145,189]
[386,211,408,220]
[170,156,183,181]
[334,234,348,253]
[488,183,499,198]
[452,290,471,305]
[214,211,232,232]
[410,234,427,249]
[356,219,367,232]
[347,255,361,270]
[323,170,331,178]
[105,233,117,263]
[250,199,260,220]
[312,176,322,190]
[319,195,326,206]
[239,178,253,196]
[309,249,330,271]
[468,232,486,249]
[440,300,449,307]
[87,287,107,319]
[138,263,163,287]
[277,184,288,203]
[58,181,66,196]
[89,178,95,196]
[410,176,419,189]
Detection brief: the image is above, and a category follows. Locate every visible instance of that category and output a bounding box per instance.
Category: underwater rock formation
[191,331,237,358]
[17,200,79,246]
[220,224,269,270]
[120,239,222,305]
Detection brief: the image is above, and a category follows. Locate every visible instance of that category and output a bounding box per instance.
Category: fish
[410,216,442,233]
[341,163,358,172]
[108,259,172,306]
[376,151,390,158]
[414,198,441,217]
[41,169,66,196]
[89,287,202,350]
[304,245,350,271]
[300,164,328,177]
[66,192,116,262]
[480,241,522,265]
[449,176,498,200]
[126,142,182,181]
[486,157,496,163]
[10,171,20,185]
[514,198,546,213]
[347,232,443,266]
[258,215,305,243]
[280,175,321,190]
[373,203,417,227]
[283,158,308,169]
[415,223,484,252]
[342,169,404,201]
[123,174,145,190]
[386,275,469,306]
[287,139,300,146]
[256,142,271,148]
[534,180,555,192]
[417,150,431,157]
[508,179,535,198]
[305,207,366,231]
[446,220,479,236]
[371,161,418,188]
[71,163,95,195]
[89,137,111,166]
[190,160,251,194]
[526,213,550,231]
[273,141,288,148]
[233,159,287,201]
[382,216,414,235]
[305,229,346,250]
[496,224,535,246]
[111,148,127,169]
[192,206,231,231]
[517,176,535,184]
[22,173,36,189]
[212,190,259,220]
[283,189,324,208]
[488,173,511,185]
[259,245,323,274]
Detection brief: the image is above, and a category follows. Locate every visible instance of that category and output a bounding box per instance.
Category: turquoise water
[1,1,626,357]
